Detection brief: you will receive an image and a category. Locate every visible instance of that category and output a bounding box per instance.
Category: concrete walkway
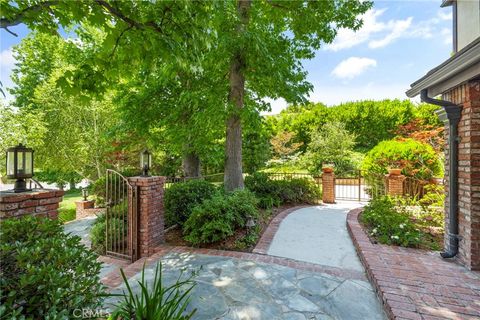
[267,202,365,271]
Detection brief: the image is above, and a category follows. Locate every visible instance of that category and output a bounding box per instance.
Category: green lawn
[58,189,82,223]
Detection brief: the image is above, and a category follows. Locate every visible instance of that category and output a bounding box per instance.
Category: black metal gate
[105,169,138,262]
[335,170,381,201]
[335,170,387,201]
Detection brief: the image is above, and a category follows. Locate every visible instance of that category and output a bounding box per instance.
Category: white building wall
[457,0,480,51]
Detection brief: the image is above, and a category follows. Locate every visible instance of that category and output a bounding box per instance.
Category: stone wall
[443,79,480,270]
[0,189,65,221]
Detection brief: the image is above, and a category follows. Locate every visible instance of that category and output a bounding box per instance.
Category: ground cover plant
[361,194,444,250]
[0,216,105,318]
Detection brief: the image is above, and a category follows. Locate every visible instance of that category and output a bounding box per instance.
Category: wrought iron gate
[105,169,138,262]
[334,170,370,201]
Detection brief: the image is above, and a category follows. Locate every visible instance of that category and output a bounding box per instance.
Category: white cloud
[437,10,452,21]
[441,28,452,45]
[326,8,453,51]
[369,17,412,49]
[0,48,15,69]
[0,47,15,101]
[331,57,377,80]
[326,9,387,51]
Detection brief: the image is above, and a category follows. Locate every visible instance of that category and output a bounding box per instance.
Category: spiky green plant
[110,262,197,320]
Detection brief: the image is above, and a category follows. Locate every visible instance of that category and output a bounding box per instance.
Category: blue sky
[0,1,453,114]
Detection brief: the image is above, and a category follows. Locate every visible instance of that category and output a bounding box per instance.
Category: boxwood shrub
[164,179,217,226]
[0,216,105,318]
[183,190,259,245]
[245,172,321,208]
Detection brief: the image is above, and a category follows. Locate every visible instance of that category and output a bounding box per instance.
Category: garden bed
[165,204,298,252]
[360,196,444,251]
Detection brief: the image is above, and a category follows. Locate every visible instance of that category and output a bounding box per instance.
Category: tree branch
[109,25,133,58]
[0,1,60,34]
[94,0,164,34]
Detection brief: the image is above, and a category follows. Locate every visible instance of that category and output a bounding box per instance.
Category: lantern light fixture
[140,149,152,177]
[82,188,89,201]
[6,143,34,193]
[246,215,256,229]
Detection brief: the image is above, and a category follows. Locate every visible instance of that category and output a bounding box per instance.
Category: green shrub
[245,173,320,208]
[183,190,259,246]
[0,216,105,318]
[362,138,442,180]
[89,175,107,207]
[90,213,126,255]
[361,197,422,247]
[111,262,196,320]
[276,178,321,204]
[164,180,217,226]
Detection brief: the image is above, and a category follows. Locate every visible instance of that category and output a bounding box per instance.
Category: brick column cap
[0,189,64,203]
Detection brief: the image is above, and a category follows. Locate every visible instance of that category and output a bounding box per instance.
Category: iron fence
[334,170,382,201]
[164,173,224,189]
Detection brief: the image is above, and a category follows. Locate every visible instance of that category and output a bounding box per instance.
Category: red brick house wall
[443,79,480,270]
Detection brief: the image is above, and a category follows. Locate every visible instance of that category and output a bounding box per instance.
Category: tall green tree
[2,0,372,190]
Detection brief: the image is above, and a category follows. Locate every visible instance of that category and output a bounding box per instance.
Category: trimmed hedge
[245,172,321,208]
[164,179,217,226]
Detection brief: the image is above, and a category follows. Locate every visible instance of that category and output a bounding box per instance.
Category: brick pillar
[322,167,335,204]
[443,80,480,270]
[385,169,405,196]
[75,200,95,219]
[0,189,65,221]
[127,176,165,258]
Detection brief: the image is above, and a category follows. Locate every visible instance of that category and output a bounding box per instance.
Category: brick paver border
[347,208,480,320]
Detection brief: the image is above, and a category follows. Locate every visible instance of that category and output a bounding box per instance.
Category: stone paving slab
[347,208,480,320]
[105,252,387,320]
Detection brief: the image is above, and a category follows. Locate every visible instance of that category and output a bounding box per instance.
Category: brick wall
[443,79,480,270]
[0,189,65,221]
[128,176,166,258]
[322,168,335,203]
[385,170,406,196]
[75,200,105,219]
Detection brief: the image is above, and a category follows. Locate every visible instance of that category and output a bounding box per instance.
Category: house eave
[406,37,480,98]
[441,0,454,8]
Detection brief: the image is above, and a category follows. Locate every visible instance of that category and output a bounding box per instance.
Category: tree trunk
[224,0,251,191]
[69,178,76,190]
[182,151,201,177]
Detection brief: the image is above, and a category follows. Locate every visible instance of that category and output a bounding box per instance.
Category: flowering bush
[361,197,422,247]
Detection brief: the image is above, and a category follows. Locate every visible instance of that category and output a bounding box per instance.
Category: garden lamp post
[140,149,152,177]
[82,188,89,201]
[246,215,256,233]
[6,143,34,193]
